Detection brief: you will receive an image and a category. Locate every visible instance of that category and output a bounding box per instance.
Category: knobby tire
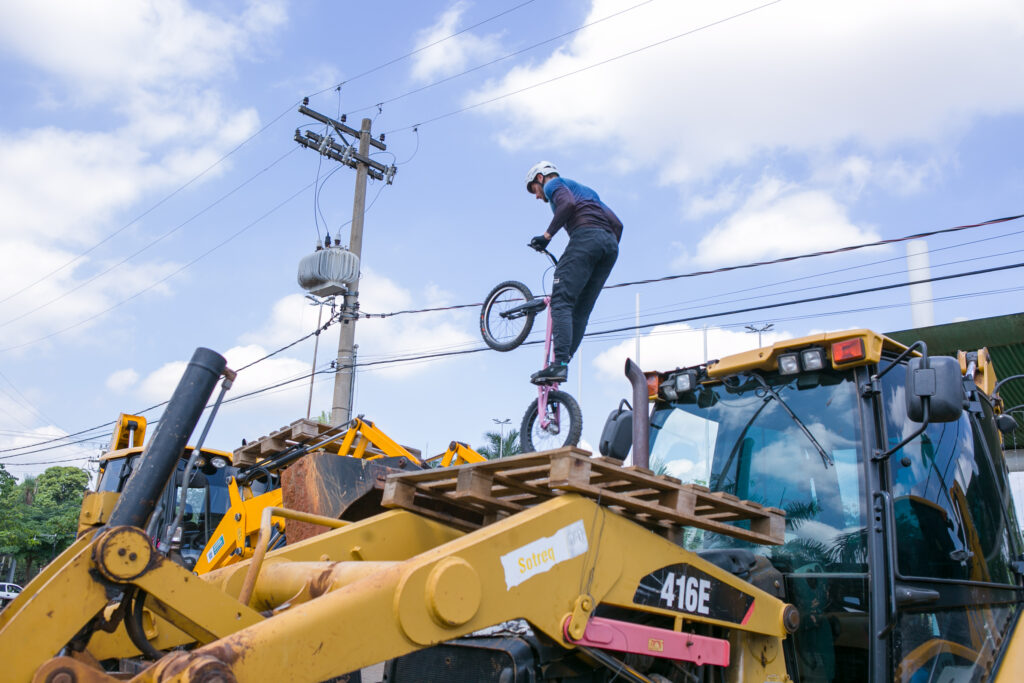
[480,280,536,352]
[521,389,583,453]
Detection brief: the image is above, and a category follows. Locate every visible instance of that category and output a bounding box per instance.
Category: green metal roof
[888,312,1024,445]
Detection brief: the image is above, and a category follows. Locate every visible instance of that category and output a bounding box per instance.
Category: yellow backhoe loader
[81,412,485,575]
[5,328,1023,682]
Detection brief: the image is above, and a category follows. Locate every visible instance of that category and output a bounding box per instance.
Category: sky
[1,0,1024,513]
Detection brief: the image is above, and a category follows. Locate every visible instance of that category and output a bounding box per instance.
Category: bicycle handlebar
[528,243,558,266]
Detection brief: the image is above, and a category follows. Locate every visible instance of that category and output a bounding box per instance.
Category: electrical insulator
[385,165,397,185]
[297,245,360,297]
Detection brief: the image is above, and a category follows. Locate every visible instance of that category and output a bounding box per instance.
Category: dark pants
[550,228,619,364]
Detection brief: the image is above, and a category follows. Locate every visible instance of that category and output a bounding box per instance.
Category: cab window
[880,361,1018,584]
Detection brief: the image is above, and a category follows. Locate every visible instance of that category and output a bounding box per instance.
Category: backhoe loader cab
[619,329,1024,681]
[84,432,265,569]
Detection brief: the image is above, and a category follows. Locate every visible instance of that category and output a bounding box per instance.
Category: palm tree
[477,429,520,459]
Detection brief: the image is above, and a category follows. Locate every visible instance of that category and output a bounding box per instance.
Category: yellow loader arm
[9,449,797,683]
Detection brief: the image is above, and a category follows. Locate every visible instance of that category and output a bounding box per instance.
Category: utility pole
[295,101,396,425]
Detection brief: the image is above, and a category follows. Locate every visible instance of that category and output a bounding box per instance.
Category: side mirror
[906,356,964,423]
[996,414,1018,435]
[599,400,633,461]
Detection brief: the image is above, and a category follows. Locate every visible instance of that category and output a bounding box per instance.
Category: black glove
[529,234,550,251]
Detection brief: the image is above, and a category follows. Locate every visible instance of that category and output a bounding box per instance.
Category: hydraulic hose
[108,347,227,529]
[122,588,164,660]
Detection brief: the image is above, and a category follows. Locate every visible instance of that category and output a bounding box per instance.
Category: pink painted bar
[564,616,730,667]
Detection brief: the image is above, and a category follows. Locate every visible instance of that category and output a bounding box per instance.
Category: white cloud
[593,323,790,380]
[473,0,1024,184]
[0,237,182,350]
[0,424,98,482]
[106,369,140,392]
[138,345,312,412]
[814,155,945,198]
[0,1,286,349]
[238,269,475,387]
[239,294,327,349]
[344,269,476,380]
[353,270,475,379]
[0,0,284,103]
[675,177,881,267]
[411,2,504,82]
[684,180,741,220]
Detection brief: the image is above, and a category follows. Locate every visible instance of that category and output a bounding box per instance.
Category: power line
[0,147,300,331]
[345,260,1024,370]
[6,214,1018,454]
[307,0,540,98]
[362,212,1024,319]
[0,1,544,310]
[235,311,340,373]
[590,224,1024,326]
[384,0,784,135]
[593,242,1024,328]
[6,261,1019,460]
[342,0,658,117]
[587,260,1024,339]
[0,102,299,307]
[0,308,341,456]
[0,180,314,354]
[602,213,1024,291]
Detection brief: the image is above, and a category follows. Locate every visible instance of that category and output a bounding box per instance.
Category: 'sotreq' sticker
[501,520,588,590]
[206,534,225,563]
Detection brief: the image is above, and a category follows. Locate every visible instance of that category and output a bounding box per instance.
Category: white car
[0,582,21,606]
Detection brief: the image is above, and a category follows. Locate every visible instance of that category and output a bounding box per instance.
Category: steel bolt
[234,513,241,521]
[129,552,138,562]
[118,548,127,557]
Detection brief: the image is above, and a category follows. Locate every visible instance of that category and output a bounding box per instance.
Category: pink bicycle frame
[537,294,560,432]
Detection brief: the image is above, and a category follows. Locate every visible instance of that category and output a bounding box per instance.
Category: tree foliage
[477,429,520,459]
[0,464,91,584]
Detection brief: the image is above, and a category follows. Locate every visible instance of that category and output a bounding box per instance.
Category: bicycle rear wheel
[480,280,536,352]
[521,390,583,453]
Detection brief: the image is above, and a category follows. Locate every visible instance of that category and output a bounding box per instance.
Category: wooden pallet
[381,447,786,545]
[233,419,363,468]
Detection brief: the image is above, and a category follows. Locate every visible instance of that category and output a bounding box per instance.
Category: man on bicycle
[525,161,622,384]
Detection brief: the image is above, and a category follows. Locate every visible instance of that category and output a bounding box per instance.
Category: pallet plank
[381,447,785,545]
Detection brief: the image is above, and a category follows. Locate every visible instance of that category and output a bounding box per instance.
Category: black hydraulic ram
[107,347,227,530]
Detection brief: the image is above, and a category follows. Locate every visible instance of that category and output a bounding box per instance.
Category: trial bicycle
[479,248,582,453]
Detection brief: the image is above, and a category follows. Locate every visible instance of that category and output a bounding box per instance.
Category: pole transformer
[294,102,396,425]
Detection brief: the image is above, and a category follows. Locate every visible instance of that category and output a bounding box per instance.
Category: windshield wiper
[749,373,834,468]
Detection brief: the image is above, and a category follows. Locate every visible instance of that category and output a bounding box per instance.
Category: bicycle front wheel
[480,280,536,351]
[521,390,583,453]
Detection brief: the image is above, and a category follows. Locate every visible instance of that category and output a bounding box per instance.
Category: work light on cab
[800,347,826,371]
[659,370,698,402]
[777,353,800,375]
[210,456,228,469]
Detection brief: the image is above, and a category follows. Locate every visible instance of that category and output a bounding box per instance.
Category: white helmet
[525,161,558,192]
